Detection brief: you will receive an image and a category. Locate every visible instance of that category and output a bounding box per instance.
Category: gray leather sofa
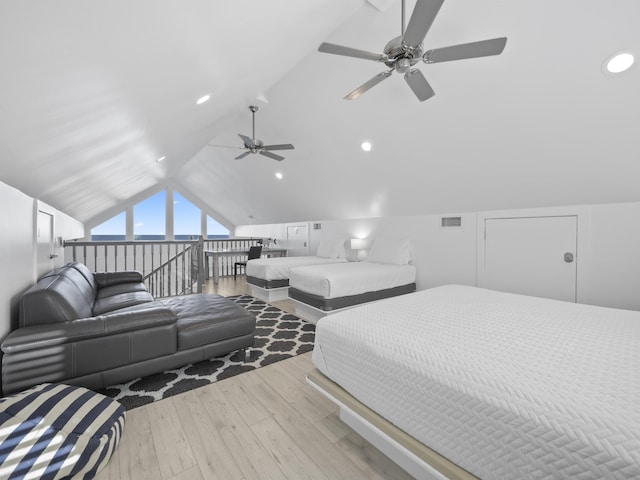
[1,262,255,395]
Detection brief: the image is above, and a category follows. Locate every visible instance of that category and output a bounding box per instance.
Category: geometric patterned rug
[98,295,315,410]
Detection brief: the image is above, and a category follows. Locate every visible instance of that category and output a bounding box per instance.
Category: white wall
[0,182,36,340]
[236,201,640,311]
[0,180,84,341]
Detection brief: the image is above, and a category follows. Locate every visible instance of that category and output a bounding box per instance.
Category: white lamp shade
[350,238,366,250]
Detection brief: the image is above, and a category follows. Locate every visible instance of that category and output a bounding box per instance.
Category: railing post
[197,236,204,293]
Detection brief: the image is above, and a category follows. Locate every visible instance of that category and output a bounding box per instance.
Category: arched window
[174,192,201,240]
[89,189,230,241]
[207,215,229,239]
[134,191,166,240]
[91,212,126,241]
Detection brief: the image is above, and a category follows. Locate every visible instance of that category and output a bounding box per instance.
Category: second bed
[288,261,416,323]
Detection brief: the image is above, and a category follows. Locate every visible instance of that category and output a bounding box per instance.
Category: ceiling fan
[318,0,507,102]
[208,106,294,161]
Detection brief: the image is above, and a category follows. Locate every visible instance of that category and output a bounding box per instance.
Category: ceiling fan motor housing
[384,36,423,73]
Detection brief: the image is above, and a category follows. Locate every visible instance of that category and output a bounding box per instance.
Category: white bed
[289,261,417,323]
[246,237,348,302]
[309,285,640,480]
[288,237,417,323]
[246,256,347,301]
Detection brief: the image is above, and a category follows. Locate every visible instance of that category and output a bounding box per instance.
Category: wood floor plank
[98,408,162,480]
[172,390,245,479]
[251,416,330,480]
[220,373,272,427]
[194,383,287,479]
[256,381,379,480]
[259,363,336,421]
[218,423,288,480]
[145,398,197,478]
[165,465,204,480]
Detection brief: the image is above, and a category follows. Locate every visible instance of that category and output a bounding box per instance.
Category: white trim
[249,284,289,303]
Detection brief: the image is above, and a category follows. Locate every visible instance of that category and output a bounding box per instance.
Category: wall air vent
[441,216,462,228]
[313,223,322,230]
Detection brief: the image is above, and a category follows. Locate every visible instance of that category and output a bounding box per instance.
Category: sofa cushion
[93,291,154,315]
[20,273,95,327]
[161,294,256,350]
[96,281,149,299]
[94,270,144,288]
[68,261,99,293]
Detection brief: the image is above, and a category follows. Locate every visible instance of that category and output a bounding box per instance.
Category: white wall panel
[0,181,35,340]
[587,203,640,311]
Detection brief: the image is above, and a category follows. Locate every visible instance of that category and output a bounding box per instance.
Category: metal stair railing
[64,237,263,298]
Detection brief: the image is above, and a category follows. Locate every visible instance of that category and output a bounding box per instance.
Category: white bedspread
[312,285,640,479]
[245,255,346,281]
[289,261,416,299]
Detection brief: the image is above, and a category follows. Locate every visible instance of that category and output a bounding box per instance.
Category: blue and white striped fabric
[0,383,125,479]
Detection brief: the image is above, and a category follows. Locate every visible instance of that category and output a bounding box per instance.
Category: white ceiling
[1,0,639,230]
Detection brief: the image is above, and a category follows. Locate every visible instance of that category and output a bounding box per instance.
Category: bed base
[248,284,290,303]
[292,299,357,324]
[289,283,416,311]
[306,369,477,480]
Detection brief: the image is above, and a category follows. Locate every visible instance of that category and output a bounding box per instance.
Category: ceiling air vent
[441,216,462,228]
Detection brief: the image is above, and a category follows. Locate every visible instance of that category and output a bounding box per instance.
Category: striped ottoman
[0,383,125,479]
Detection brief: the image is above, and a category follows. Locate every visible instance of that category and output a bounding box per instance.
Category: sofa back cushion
[68,262,98,293]
[20,266,96,327]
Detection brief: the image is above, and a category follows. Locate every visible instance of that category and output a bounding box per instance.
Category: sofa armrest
[94,270,143,287]
[2,305,177,353]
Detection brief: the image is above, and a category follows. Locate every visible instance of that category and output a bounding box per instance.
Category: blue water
[91,235,229,241]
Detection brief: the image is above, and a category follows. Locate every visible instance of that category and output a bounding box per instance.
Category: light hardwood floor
[95,276,413,480]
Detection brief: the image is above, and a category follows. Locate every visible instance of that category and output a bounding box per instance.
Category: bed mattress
[312,285,640,479]
[245,256,346,282]
[288,261,416,299]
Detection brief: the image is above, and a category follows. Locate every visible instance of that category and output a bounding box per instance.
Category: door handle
[49,254,59,259]
[564,252,574,263]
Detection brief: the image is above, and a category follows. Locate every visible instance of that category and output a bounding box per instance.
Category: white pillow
[316,238,346,259]
[367,238,411,265]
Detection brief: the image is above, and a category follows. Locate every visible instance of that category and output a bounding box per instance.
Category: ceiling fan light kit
[318,0,507,102]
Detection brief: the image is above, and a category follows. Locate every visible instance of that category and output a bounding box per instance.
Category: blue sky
[91,190,229,236]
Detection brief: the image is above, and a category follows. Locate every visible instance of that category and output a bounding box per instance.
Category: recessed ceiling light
[603,52,634,74]
[196,94,211,105]
[156,156,166,163]
[275,172,283,180]
[361,141,372,152]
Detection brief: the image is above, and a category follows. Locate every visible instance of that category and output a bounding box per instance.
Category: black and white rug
[99,296,315,410]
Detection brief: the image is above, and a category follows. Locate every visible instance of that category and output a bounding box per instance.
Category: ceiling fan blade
[424,37,507,63]
[263,144,295,151]
[238,133,253,147]
[344,70,393,101]
[235,151,251,160]
[259,150,285,161]
[404,69,435,102]
[207,144,244,150]
[318,42,386,62]
[402,0,445,48]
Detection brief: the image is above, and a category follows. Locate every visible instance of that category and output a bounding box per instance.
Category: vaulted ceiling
[1,0,639,230]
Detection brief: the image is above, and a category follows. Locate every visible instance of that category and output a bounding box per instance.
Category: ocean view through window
[90,189,230,240]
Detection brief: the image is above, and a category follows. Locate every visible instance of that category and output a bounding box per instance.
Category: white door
[286,224,309,256]
[37,210,55,274]
[483,216,577,302]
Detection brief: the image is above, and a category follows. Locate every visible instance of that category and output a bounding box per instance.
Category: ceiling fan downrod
[249,105,258,141]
